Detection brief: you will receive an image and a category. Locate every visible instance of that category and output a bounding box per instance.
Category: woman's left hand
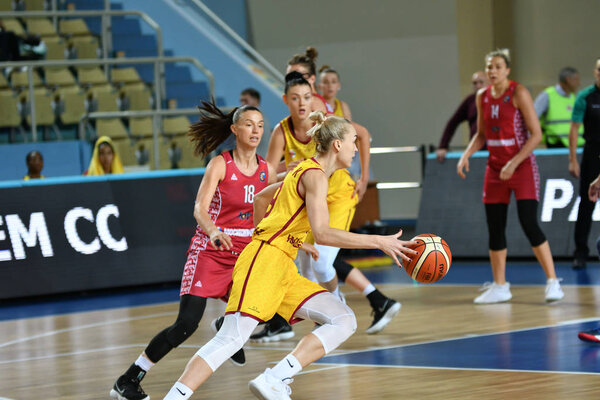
[353,177,368,202]
[500,160,517,181]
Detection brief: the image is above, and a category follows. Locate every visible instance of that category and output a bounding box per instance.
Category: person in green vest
[534,67,583,148]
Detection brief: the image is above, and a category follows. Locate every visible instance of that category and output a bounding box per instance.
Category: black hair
[284,71,311,94]
[26,150,42,163]
[558,67,578,83]
[241,88,261,102]
[188,99,261,157]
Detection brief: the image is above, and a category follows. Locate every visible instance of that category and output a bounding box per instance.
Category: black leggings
[485,200,546,251]
[144,294,207,363]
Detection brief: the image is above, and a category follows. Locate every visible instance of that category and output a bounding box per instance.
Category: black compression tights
[485,200,546,251]
[144,294,207,363]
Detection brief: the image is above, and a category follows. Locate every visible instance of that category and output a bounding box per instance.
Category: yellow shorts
[225,240,327,322]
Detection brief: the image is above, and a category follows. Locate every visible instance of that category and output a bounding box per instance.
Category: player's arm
[568,122,582,178]
[253,181,283,227]
[341,100,352,120]
[351,121,371,202]
[300,169,418,266]
[457,89,486,178]
[312,96,328,114]
[193,155,231,250]
[266,161,278,184]
[266,124,288,179]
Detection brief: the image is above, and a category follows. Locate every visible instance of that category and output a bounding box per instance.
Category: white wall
[247,0,461,220]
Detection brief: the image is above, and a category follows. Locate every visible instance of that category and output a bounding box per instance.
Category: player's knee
[333,310,357,339]
[166,317,199,347]
[333,257,353,282]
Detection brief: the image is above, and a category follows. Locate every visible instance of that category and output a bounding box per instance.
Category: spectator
[437,71,488,162]
[568,57,600,269]
[0,21,20,61]
[534,67,583,148]
[23,150,44,180]
[239,87,260,107]
[85,136,124,175]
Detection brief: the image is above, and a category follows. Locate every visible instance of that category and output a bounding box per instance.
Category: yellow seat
[44,36,66,60]
[95,90,118,112]
[172,134,200,169]
[111,67,142,85]
[1,18,25,35]
[77,67,108,86]
[69,36,99,59]
[24,0,46,11]
[58,89,86,125]
[45,68,76,87]
[0,1,13,11]
[163,116,190,135]
[25,92,55,127]
[10,69,43,89]
[111,137,138,167]
[132,137,155,167]
[0,92,21,128]
[59,18,90,36]
[129,117,154,137]
[25,18,57,37]
[124,86,152,110]
[96,118,128,140]
[0,73,9,91]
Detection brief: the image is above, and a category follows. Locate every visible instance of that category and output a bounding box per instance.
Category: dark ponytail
[284,71,311,94]
[188,100,261,157]
[287,46,318,76]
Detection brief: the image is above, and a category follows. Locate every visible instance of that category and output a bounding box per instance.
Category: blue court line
[317,320,600,374]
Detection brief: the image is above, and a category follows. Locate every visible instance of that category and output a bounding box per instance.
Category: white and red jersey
[482,80,536,172]
[313,92,335,114]
[193,150,269,255]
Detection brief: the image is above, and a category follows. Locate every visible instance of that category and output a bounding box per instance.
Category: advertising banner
[416,149,600,258]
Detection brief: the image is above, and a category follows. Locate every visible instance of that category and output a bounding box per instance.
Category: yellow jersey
[253,158,323,259]
[280,116,316,166]
[333,98,345,117]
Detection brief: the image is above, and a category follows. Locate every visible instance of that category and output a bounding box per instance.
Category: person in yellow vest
[534,67,583,148]
[161,111,417,400]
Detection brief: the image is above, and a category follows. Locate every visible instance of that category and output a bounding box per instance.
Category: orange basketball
[402,234,451,283]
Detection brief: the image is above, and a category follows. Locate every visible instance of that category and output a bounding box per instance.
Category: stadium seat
[77,67,108,86]
[45,68,76,87]
[10,69,43,89]
[59,18,91,36]
[44,36,67,60]
[25,18,57,37]
[112,137,138,167]
[57,89,86,125]
[24,0,46,11]
[111,67,142,85]
[131,137,155,167]
[1,18,25,35]
[68,36,99,59]
[163,116,190,135]
[0,73,11,94]
[129,117,153,137]
[121,84,152,110]
[0,1,13,11]
[96,118,128,139]
[0,92,22,129]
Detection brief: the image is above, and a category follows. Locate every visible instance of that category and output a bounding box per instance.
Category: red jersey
[313,93,334,114]
[482,80,536,171]
[194,150,269,254]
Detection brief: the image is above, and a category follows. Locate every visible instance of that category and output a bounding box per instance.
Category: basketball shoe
[248,368,292,400]
[578,328,600,343]
[474,282,512,304]
[365,299,401,334]
[250,315,295,343]
[545,278,564,302]
[211,316,246,366]
[110,375,149,400]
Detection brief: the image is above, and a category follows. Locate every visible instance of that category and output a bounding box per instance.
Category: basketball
[402,234,451,283]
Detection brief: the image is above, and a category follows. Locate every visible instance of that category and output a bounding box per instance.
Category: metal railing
[370,145,426,190]
[186,0,285,85]
[0,56,215,142]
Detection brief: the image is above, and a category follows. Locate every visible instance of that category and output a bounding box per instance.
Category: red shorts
[483,160,540,204]
[180,234,238,300]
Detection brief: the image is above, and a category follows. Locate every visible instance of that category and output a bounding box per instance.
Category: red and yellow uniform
[333,98,345,117]
[280,117,358,234]
[225,158,327,322]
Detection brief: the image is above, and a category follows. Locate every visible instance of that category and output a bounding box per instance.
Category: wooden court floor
[2,280,600,399]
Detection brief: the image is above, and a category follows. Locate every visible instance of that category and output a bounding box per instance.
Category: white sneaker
[249,368,292,400]
[474,282,512,304]
[545,278,564,302]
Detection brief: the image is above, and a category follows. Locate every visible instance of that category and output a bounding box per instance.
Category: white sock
[270,354,302,380]
[362,283,375,296]
[135,354,155,372]
[164,381,193,400]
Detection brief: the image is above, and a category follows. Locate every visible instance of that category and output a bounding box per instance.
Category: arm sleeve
[571,90,587,123]
[533,91,549,118]
[438,95,472,149]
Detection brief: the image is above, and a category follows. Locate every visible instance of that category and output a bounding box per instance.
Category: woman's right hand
[377,230,419,267]
[209,229,232,251]
[569,158,580,178]
[457,156,469,179]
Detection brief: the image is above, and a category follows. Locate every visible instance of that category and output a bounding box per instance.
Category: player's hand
[457,156,469,179]
[589,176,600,202]
[377,229,419,267]
[500,160,517,181]
[286,159,303,172]
[352,177,368,203]
[209,229,232,251]
[436,148,448,163]
[300,242,319,261]
[569,159,580,178]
